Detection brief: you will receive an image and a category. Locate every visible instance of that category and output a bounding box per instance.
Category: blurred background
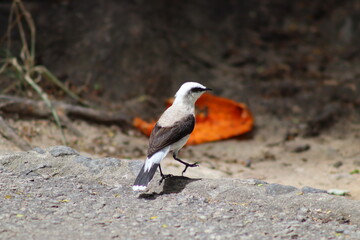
[1,0,359,119]
[0,0,360,198]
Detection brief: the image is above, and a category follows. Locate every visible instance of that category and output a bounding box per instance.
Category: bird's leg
[173,153,199,176]
[158,165,172,185]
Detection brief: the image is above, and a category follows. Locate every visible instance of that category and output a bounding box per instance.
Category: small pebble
[301,186,327,194]
[48,146,79,157]
[32,147,45,154]
[292,144,310,153]
[333,161,343,168]
[266,183,297,196]
[296,215,306,222]
[198,215,207,220]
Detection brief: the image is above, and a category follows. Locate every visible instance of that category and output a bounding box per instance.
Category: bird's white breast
[170,134,190,152]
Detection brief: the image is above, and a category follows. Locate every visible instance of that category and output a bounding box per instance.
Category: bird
[132,82,212,191]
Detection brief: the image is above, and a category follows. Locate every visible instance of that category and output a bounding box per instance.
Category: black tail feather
[133,163,159,188]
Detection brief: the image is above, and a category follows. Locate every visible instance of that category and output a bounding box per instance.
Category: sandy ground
[1,116,359,200]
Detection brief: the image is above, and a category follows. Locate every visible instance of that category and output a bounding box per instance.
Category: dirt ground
[1,114,359,200]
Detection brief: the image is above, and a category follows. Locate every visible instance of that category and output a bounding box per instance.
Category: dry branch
[0,95,130,126]
[0,95,130,150]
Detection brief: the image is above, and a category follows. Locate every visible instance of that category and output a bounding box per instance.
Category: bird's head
[174,82,212,105]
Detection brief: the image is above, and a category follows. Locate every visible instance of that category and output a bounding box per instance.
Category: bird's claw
[181,162,200,176]
[159,174,173,185]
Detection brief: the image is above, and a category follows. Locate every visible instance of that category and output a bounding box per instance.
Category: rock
[265,183,298,195]
[32,147,46,154]
[333,161,343,168]
[48,146,79,157]
[128,160,144,175]
[292,144,311,153]
[0,147,360,239]
[285,142,311,153]
[74,156,121,174]
[301,186,327,194]
[73,155,92,164]
[296,214,307,222]
[243,179,268,186]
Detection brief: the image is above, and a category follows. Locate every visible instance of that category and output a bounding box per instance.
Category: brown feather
[147,115,195,157]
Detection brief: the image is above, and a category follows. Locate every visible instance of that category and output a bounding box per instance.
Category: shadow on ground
[138,176,201,200]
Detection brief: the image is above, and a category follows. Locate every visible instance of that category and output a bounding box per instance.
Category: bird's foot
[182,162,199,176]
[159,173,173,185]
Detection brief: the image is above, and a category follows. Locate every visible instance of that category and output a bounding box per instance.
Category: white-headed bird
[133,82,211,191]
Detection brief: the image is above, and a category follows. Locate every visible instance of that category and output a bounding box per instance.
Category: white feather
[174,82,206,99]
[158,82,207,127]
[144,146,170,172]
[132,185,147,191]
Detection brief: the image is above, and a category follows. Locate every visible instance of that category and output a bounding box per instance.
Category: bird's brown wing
[147,115,195,158]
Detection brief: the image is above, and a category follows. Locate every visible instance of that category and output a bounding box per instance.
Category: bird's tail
[132,146,170,191]
[132,162,159,191]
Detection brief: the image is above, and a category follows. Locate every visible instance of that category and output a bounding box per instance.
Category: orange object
[132,93,254,145]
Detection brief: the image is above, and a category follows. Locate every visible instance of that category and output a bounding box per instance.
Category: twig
[0,95,130,150]
[0,95,130,126]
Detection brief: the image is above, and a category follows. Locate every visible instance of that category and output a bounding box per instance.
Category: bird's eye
[191,87,205,93]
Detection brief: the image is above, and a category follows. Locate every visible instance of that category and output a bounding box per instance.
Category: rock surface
[0,147,360,240]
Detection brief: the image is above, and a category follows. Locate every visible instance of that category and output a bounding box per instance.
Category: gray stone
[243,179,268,185]
[292,144,311,153]
[74,156,121,174]
[302,186,327,194]
[48,146,79,157]
[0,148,360,240]
[298,207,309,214]
[128,160,144,175]
[333,161,343,168]
[74,155,92,164]
[296,214,307,222]
[265,183,298,195]
[32,147,46,154]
